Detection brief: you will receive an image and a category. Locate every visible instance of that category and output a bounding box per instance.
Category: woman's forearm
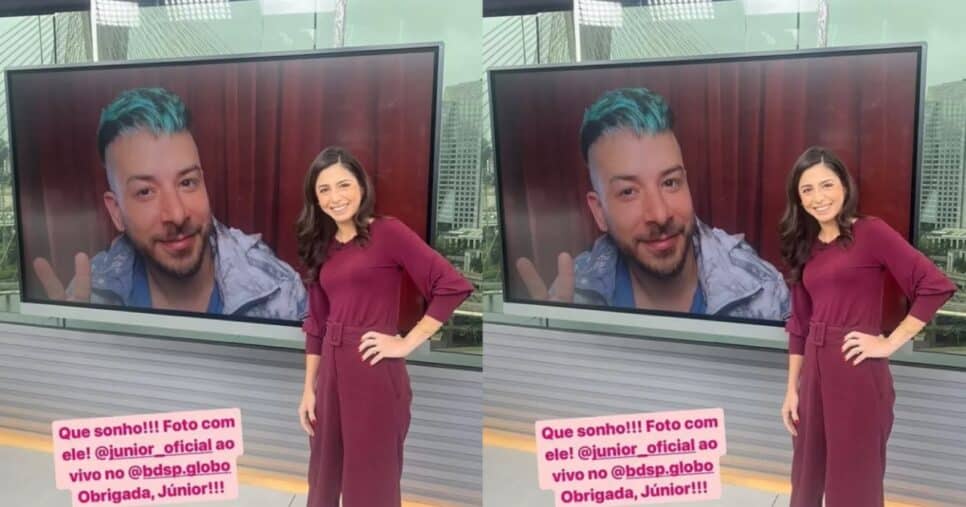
[402,315,444,352]
[787,354,804,393]
[304,353,321,393]
[885,315,927,354]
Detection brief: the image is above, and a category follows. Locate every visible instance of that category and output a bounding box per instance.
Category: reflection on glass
[918,81,966,354]
[821,0,966,355]
[0,14,68,310]
[97,0,327,60]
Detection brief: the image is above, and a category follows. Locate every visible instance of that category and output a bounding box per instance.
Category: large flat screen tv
[490,44,924,345]
[9,43,442,342]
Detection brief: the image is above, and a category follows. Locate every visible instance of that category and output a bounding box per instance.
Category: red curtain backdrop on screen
[12,50,437,327]
[495,50,919,328]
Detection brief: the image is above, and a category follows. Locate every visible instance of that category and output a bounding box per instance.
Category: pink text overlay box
[52,408,244,506]
[536,408,726,503]
[552,457,721,507]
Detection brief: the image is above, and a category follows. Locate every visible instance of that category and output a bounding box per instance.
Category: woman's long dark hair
[296,146,376,282]
[779,146,859,283]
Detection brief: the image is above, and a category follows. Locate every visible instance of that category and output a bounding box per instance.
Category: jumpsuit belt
[323,320,396,347]
[806,320,880,347]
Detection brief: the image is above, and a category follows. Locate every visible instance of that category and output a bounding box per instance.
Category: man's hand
[515,252,575,302]
[32,253,91,302]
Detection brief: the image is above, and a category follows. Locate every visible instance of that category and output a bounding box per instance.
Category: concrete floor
[1,445,304,507]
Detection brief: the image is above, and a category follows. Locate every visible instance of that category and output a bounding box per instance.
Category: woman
[295,146,473,507]
[778,146,955,507]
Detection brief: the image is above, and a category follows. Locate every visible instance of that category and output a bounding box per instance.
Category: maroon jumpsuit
[785,217,955,507]
[302,217,473,507]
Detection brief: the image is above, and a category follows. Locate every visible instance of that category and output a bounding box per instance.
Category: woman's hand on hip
[781,389,799,437]
[359,331,414,365]
[298,390,316,437]
[842,331,897,365]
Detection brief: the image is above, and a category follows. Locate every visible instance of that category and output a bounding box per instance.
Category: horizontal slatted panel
[0,322,481,506]
[483,323,966,506]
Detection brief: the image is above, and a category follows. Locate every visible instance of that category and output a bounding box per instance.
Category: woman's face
[315,163,363,226]
[797,162,846,227]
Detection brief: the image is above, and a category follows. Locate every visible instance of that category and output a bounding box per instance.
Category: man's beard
[130,221,213,281]
[612,218,695,280]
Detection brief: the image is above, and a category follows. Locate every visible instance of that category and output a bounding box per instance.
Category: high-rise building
[920,80,966,230]
[437,80,483,231]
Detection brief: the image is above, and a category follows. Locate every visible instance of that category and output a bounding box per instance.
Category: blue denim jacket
[80,219,307,320]
[566,218,790,320]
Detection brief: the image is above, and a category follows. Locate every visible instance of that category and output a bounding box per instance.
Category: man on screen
[516,87,789,320]
[31,87,307,320]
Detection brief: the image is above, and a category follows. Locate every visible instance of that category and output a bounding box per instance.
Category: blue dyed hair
[97,87,191,163]
[579,87,674,165]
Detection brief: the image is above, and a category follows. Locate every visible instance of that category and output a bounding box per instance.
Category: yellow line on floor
[0,427,445,506]
[484,427,536,453]
[237,468,307,494]
[0,427,52,452]
[483,427,935,507]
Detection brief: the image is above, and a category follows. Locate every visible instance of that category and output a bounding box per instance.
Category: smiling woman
[294,146,474,507]
[316,165,364,238]
[296,147,376,276]
[778,146,956,506]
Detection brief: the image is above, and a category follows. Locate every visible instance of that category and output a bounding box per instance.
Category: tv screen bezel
[488,43,927,348]
[7,42,444,343]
